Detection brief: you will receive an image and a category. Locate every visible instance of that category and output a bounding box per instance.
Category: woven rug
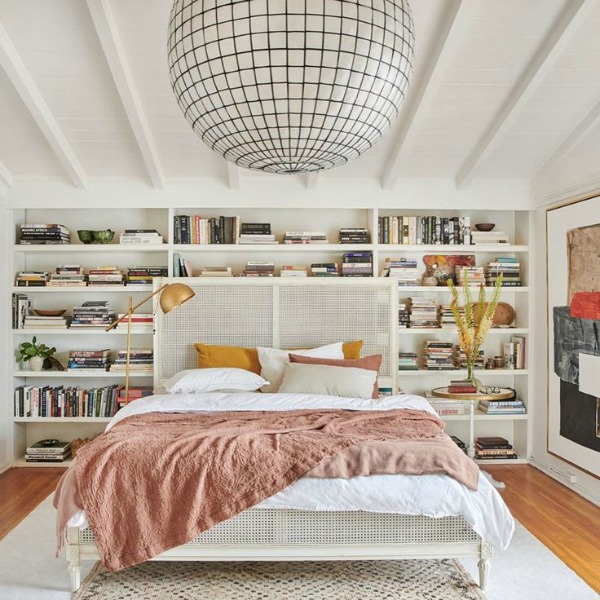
[73,559,486,600]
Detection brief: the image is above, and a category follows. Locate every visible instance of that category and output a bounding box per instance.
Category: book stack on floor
[474,436,518,460]
[455,266,485,286]
[470,230,509,245]
[283,231,328,244]
[126,266,168,285]
[23,314,68,329]
[485,257,521,287]
[114,313,153,332]
[338,228,370,244]
[238,223,278,244]
[199,266,233,277]
[453,346,485,370]
[119,229,163,245]
[19,223,70,245]
[12,293,31,329]
[448,379,477,394]
[16,271,49,287]
[381,258,418,285]
[25,439,72,463]
[408,297,439,329]
[241,261,275,277]
[87,266,125,286]
[311,262,339,277]
[280,265,308,278]
[398,352,418,370]
[503,335,527,369]
[479,397,526,414]
[47,265,87,287]
[341,251,372,277]
[68,349,111,372]
[398,301,410,328]
[118,386,154,405]
[424,341,454,370]
[70,301,116,327]
[110,349,153,373]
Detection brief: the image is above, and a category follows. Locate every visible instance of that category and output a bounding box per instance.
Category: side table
[430,387,514,459]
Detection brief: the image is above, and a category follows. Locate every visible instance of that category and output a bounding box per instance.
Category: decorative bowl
[33,309,67,317]
[77,229,94,244]
[474,223,495,232]
[93,229,115,244]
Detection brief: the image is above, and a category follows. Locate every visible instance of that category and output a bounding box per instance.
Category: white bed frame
[66,278,493,592]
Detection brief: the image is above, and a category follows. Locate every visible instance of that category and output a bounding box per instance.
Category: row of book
[377,216,473,245]
[417,340,526,370]
[67,348,153,372]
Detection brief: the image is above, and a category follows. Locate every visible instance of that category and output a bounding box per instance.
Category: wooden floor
[0,465,598,593]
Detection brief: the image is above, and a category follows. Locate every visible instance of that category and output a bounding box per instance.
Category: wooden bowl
[33,309,67,317]
[474,223,495,232]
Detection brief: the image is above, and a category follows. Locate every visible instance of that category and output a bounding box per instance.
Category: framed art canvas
[547,196,600,478]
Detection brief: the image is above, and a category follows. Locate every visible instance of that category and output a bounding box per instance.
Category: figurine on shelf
[422,264,438,287]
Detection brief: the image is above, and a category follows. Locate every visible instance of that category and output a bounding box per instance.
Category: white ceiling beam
[86,0,165,189]
[533,97,600,185]
[381,0,468,190]
[305,172,319,190]
[0,159,13,189]
[456,0,598,190]
[226,162,241,189]
[0,22,88,188]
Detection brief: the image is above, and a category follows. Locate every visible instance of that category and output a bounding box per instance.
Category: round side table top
[430,387,514,401]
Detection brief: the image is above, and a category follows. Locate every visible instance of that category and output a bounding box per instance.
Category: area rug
[74,559,485,600]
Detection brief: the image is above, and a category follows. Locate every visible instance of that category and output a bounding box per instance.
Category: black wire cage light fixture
[168,0,414,174]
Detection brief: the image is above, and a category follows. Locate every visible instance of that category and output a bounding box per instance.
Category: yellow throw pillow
[194,344,261,374]
[342,340,363,359]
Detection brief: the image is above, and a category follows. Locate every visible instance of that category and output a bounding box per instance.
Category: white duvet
[68,392,515,550]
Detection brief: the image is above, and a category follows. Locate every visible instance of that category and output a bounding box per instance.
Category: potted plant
[17,336,56,371]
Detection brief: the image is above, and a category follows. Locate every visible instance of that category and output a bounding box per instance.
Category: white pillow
[257,342,344,393]
[277,363,377,400]
[163,368,269,394]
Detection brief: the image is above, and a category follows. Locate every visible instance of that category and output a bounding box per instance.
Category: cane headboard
[154,278,398,389]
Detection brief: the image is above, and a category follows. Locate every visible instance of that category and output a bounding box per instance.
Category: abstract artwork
[547,196,600,477]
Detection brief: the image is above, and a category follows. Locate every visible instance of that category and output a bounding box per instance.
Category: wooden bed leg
[477,542,493,590]
[66,544,81,592]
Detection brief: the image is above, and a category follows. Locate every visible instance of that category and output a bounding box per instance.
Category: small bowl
[93,229,115,244]
[474,223,495,232]
[77,230,94,244]
[34,309,67,317]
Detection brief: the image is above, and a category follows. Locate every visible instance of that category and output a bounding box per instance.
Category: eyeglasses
[480,386,501,394]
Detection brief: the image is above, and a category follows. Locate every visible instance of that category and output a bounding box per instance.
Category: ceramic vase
[29,356,44,371]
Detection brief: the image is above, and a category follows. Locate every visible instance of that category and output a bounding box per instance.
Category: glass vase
[466,359,481,391]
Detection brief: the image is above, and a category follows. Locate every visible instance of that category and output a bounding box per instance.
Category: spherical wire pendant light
[168,0,414,174]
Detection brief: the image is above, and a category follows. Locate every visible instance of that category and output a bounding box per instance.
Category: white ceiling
[1,0,600,197]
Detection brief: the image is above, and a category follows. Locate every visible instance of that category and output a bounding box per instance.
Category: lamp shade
[168,0,414,174]
[160,283,196,314]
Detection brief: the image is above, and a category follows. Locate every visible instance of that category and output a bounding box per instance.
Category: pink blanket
[54,408,478,571]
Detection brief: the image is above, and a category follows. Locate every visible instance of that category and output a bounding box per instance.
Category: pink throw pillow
[288,353,382,399]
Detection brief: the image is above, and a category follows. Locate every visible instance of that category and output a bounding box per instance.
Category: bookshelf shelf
[12,329,153,335]
[398,328,529,335]
[380,244,528,253]
[12,286,154,293]
[13,417,112,423]
[13,457,73,468]
[13,245,166,253]
[172,243,376,252]
[13,371,152,378]
[394,286,529,293]
[397,369,529,377]
[441,412,528,422]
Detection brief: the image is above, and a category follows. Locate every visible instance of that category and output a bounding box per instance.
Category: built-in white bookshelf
[6,206,533,466]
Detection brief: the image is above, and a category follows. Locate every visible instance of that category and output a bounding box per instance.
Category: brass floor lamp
[105,282,195,403]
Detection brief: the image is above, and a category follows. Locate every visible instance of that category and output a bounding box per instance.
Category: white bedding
[67,392,515,551]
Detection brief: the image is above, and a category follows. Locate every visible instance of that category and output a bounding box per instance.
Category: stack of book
[241,261,275,277]
[283,231,328,244]
[311,262,339,276]
[453,346,485,370]
[16,271,49,287]
[426,397,466,415]
[338,228,370,243]
[398,352,418,370]
[238,223,277,244]
[471,230,509,245]
[455,266,485,286]
[12,293,31,329]
[119,229,163,245]
[70,301,116,328]
[280,265,308,278]
[87,266,125,286]
[474,436,517,460]
[68,349,111,372]
[424,341,454,370]
[479,397,526,414]
[485,257,521,287]
[503,335,526,369]
[110,348,153,372]
[398,301,410,328]
[19,223,70,245]
[118,386,154,405]
[199,266,233,277]
[23,314,68,329]
[409,297,439,328]
[114,313,153,332]
[126,266,168,285]
[25,440,72,463]
[439,304,460,329]
[341,251,372,277]
[381,258,418,285]
[448,379,477,393]
[47,265,87,287]
[377,215,471,245]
